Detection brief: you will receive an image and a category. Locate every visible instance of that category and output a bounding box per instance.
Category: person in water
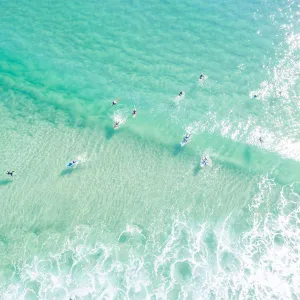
[114,121,119,129]
[259,137,263,143]
[7,171,14,176]
[132,109,137,116]
[253,93,262,99]
[112,98,119,105]
[183,133,191,141]
[199,74,204,80]
[179,91,184,96]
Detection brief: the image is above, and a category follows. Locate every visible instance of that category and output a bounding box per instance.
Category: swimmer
[112,98,120,105]
[201,156,212,167]
[114,121,120,129]
[179,91,184,96]
[180,133,191,146]
[6,171,14,177]
[183,133,191,141]
[67,160,78,167]
[184,133,190,140]
[183,133,191,142]
[253,93,261,99]
[201,157,208,166]
[132,109,137,116]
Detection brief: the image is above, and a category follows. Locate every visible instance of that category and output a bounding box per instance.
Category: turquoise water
[0,0,299,298]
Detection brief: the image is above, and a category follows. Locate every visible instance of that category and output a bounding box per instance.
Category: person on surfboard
[114,121,120,129]
[112,98,120,105]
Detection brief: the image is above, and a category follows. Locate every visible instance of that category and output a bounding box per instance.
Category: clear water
[0,0,299,299]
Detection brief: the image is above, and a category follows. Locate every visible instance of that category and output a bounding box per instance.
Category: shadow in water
[60,168,74,177]
[104,126,115,140]
[193,164,201,176]
[172,144,183,156]
[0,179,13,186]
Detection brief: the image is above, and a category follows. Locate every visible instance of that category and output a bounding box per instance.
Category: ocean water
[0,0,299,298]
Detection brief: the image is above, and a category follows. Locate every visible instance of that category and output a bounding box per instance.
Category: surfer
[199,74,204,80]
[112,98,119,105]
[181,133,191,146]
[67,160,78,167]
[179,91,184,96]
[114,121,120,129]
[132,109,137,116]
[6,171,14,176]
[184,133,191,141]
[259,137,263,143]
[201,156,212,167]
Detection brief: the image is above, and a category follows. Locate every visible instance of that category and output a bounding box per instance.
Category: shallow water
[0,0,299,299]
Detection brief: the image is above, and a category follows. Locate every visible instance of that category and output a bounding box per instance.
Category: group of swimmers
[253,90,282,99]
[5,99,137,176]
[111,98,137,129]
[111,74,207,130]
[179,74,207,146]
[5,73,267,176]
[180,74,264,145]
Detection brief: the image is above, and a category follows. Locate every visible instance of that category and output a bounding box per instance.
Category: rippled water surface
[0,0,299,299]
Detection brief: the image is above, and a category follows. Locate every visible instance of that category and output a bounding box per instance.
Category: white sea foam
[1,177,299,299]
